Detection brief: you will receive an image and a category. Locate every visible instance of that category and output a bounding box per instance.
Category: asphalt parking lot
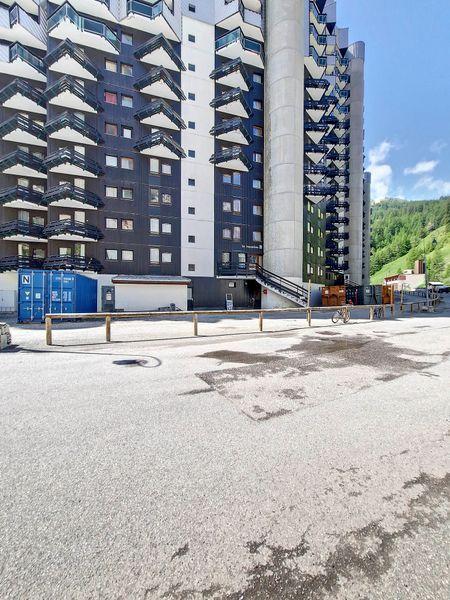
[0,302,449,599]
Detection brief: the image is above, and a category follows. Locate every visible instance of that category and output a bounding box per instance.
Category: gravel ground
[0,301,449,599]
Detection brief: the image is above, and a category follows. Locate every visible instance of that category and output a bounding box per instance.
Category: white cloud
[404,160,438,175]
[430,140,447,154]
[414,176,450,196]
[368,141,394,201]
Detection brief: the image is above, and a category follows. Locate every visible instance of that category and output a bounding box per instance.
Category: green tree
[427,250,445,281]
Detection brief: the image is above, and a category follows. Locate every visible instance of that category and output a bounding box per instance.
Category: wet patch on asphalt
[171,543,189,561]
[195,336,438,422]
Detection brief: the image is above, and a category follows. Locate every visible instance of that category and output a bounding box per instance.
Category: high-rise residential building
[0,0,370,310]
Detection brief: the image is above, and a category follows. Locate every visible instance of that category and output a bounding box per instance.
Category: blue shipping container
[18,269,97,323]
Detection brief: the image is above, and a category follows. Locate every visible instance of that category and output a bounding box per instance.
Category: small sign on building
[226,293,234,311]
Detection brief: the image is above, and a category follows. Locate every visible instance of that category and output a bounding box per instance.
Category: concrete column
[347,41,365,285]
[263,0,304,308]
[362,171,371,283]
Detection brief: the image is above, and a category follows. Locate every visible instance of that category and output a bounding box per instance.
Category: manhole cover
[113,359,148,366]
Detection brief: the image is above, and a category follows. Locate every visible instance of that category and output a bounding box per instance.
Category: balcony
[1,0,39,16]
[328,231,349,241]
[0,78,46,115]
[134,67,185,102]
[0,4,46,50]
[305,77,328,101]
[309,24,327,56]
[48,0,116,23]
[304,143,328,164]
[44,148,104,178]
[0,254,44,272]
[43,219,103,242]
[322,133,340,146]
[134,131,185,160]
[134,33,185,71]
[304,122,328,144]
[210,57,251,92]
[0,149,46,178]
[304,184,337,203]
[0,42,46,82]
[0,114,46,147]
[304,99,327,122]
[43,254,103,272]
[304,163,327,184]
[216,0,263,42]
[44,39,102,82]
[210,117,252,146]
[210,88,252,118]
[45,112,104,146]
[210,147,252,172]
[337,56,349,74]
[44,76,103,114]
[0,219,47,242]
[0,185,47,211]
[122,0,179,41]
[43,183,103,211]
[326,200,349,212]
[327,216,349,228]
[134,99,185,131]
[309,1,326,35]
[215,28,264,69]
[305,46,326,79]
[48,3,120,55]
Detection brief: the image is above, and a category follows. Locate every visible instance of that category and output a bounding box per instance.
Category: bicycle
[331,307,350,324]
[372,306,384,319]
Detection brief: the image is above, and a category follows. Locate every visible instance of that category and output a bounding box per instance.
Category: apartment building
[0,0,370,310]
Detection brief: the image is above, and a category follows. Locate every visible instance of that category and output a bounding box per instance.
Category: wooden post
[105,316,111,342]
[193,313,198,336]
[410,303,413,314]
[307,279,312,309]
[259,311,263,332]
[307,308,312,327]
[382,305,386,319]
[390,304,395,318]
[45,316,52,346]
[369,306,374,320]
[400,285,404,310]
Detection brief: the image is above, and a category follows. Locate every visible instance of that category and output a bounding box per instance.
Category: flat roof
[112,275,191,285]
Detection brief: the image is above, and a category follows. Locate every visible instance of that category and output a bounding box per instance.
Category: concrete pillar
[347,41,365,285]
[362,171,371,283]
[263,0,304,308]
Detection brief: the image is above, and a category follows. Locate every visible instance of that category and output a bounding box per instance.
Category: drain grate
[113,359,148,367]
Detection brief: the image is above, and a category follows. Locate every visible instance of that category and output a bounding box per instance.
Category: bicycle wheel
[343,311,350,324]
[331,312,340,324]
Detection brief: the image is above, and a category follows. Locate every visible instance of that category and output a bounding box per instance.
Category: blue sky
[338,0,450,201]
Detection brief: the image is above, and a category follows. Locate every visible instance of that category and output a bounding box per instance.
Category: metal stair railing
[254,265,309,306]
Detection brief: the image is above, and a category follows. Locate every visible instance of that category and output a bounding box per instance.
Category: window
[105,186,118,198]
[253,125,263,137]
[121,219,133,231]
[232,172,241,186]
[121,157,134,170]
[188,34,195,43]
[253,179,262,190]
[253,152,262,163]
[233,199,241,213]
[188,92,196,101]
[150,158,159,173]
[122,188,133,200]
[122,126,133,139]
[188,206,195,215]
[188,121,195,129]
[122,250,134,262]
[106,155,118,167]
[161,163,171,175]
[253,100,262,110]
[106,249,118,261]
[149,188,159,204]
[162,193,172,205]
[104,91,117,105]
[121,95,133,108]
[222,252,231,264]
[162,252,172,263]
[188,235,195,243]
[188,149,196,158]
[233,226,241,240]
[253,73,263,84]
[253,231,262,242]
[161,223,172,234]
[188,63,196,72]
[106,218,118,229]
[188,264,195,272]
[105,123,118,136]
[121,63,133,76]
[150,218,159,234]
[122,32,133,45]
[223,173,232,184]
[253,205,263,216]
[223,201,231,212]
[223,228,231,239]
[238,253,246,265]
[150,248,160,264]
[188,178,195,186]
[188,4,196,12]
[105,59,117,72]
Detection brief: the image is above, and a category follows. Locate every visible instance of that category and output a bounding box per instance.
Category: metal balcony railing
[209,147,253,170]
[0,114,46,142]
[134,131,186,158]
[44,76,103,112]
[0,255,45,272]
[10,43,45,75]
[44,254,103,272]
[134,33,185,70]
[134,99,186,129]
[43,183,104,209]
[43,219,103,240]
[210,87,252,117]
[134,66,185,100]
[0,219,46,239]
[0,185,46,208]
[0,149,46,175]
[45,112,104,145]
[0,78,46,111]
[210,57,252,90]
[44,148,104,176]
[215,28,263,57]
[44,39,102,81]
[210,117,253,145]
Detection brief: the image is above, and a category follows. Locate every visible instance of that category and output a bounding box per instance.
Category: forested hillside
[370,197,450,283]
